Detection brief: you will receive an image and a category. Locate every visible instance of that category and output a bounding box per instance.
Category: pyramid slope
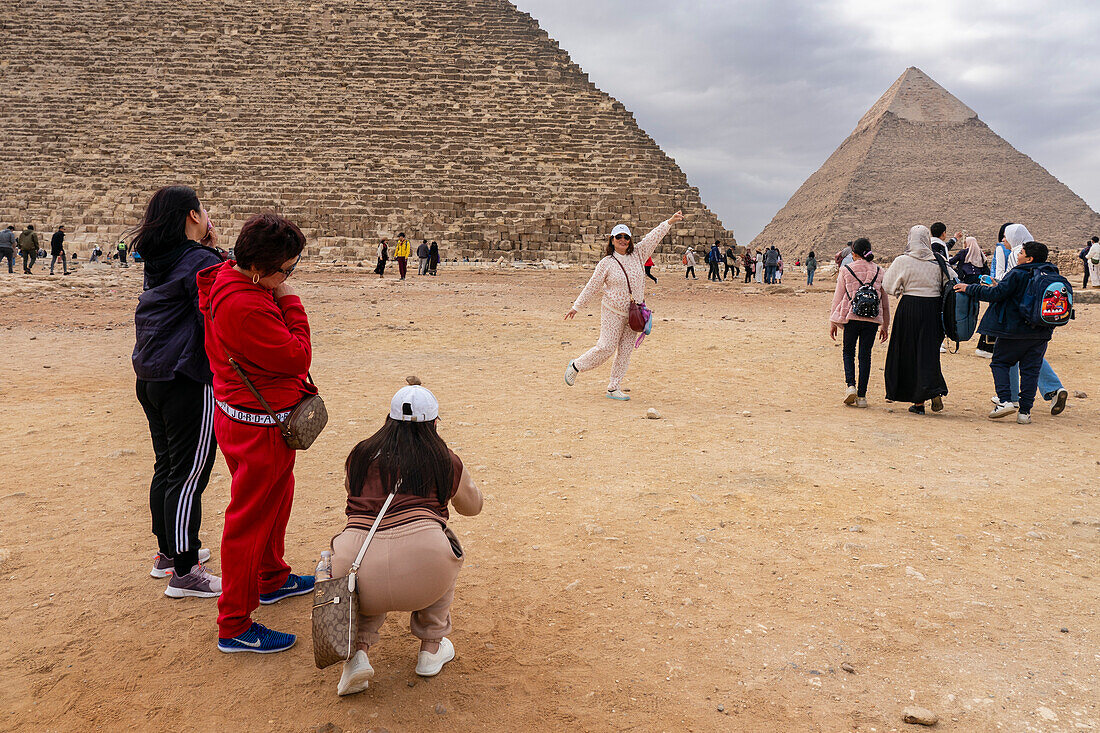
[0,0,733,261]
[752,69,1100,262]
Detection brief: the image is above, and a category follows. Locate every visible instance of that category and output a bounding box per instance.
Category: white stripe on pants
[175,384,215,554]
[573,307,636,391]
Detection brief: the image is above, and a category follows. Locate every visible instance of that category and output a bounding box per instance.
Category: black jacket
[969,261,1057,341]
[50,231,65,255]
[132,243,225,382]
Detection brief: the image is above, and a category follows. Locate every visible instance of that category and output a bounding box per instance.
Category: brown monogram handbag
[311,490,396,669]
[226,358,328,450]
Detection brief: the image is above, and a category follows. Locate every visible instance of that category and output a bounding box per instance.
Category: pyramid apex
[855,67,977,132]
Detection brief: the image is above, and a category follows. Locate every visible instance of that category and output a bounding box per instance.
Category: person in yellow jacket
[394,233,411,280]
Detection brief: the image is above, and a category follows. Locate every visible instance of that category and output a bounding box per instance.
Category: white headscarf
[964,236,984,268]
[904,225,934,261]
[1003,224,1033,251]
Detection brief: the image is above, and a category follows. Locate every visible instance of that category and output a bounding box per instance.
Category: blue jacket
[132,243,225,382]
[707,246,720,264]
[968,261,1057,341]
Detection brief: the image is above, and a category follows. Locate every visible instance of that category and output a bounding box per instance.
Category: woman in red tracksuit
[198,213,315,654]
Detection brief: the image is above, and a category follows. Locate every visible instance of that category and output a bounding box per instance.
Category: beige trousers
[331,519,463,648]
[573,306,635,390]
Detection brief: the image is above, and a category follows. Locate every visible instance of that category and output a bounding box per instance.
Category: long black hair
[345,418,454,505]
[998,222,1014,243]
[130,185,201,258]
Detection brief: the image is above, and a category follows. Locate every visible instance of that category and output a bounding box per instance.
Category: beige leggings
[331,519,463,649]
[573,307,635,391]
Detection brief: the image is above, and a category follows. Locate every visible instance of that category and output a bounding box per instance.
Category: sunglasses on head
[614,233,632,241]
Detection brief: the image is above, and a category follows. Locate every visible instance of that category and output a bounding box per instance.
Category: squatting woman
[564,211,684,401]
[198,213,315,654]
[330,385,483,696]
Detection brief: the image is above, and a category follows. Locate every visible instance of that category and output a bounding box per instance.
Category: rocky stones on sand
[646,407,661,419]
[1073,390,1087,399]
[902,706,938,726]
[434,704,447,715]
[406,375,422,385]
[841,662,855,673]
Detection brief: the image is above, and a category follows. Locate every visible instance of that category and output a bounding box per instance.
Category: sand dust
[0,263,1096,732]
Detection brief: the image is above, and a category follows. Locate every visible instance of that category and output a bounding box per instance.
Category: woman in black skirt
[883,225,953,414]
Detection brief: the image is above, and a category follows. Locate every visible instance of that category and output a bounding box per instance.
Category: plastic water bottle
[315,550,332,580]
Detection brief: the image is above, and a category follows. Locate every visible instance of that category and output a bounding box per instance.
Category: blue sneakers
[258,573,315,605]
[218,622,296,654]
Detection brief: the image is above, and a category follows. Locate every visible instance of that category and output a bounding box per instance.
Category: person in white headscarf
[979,223,1070,415]
[882,225,953,415]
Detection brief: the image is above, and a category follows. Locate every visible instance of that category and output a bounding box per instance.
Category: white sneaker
[988,402,1018,420]
[939,345,947,353]
[990,396,1019,408]
[337,650,374,696]
[1016,412,1032,424]
[1051,388,1068,416]
[605,389,630,401]
[975,349,993,358]
[856,397,868,408]
[564,361,578,387]
[844,386,857,406]
[415,637,455,677]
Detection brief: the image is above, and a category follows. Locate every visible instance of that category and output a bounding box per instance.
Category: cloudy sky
[512,0,1100,243]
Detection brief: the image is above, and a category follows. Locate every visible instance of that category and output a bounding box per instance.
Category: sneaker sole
[259,586,314,605]
[1051,391,1068,416]
[930,397,944,412]
[844,392,857,406]
[338,667,375,696]
[988,409,1017,420]
[164,586,221,599]
[217,639,296,654]
[150,567,172,579]
[605,395,630,401]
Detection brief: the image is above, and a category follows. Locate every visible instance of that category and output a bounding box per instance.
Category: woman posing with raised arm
[563,211,684,401]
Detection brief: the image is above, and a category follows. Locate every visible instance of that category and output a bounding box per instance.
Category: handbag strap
[611,256,635,301]
[345,482,399,592]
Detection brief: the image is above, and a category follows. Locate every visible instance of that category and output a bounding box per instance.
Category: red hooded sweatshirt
[196,261,314,412]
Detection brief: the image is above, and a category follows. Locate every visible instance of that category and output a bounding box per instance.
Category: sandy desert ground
[0,260,1096,733]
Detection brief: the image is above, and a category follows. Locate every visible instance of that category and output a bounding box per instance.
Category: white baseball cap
[389,385,439,422]
[610,224,632,239]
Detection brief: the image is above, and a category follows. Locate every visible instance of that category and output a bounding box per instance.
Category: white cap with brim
[610,224,632,239]
[389,385,439,422]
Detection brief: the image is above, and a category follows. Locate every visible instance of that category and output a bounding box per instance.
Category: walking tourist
[956,240,1063,424]
[835,242,853,268]
[49,225,69,275]
[394,233,411,280]
[428,241,440,275]
[684,246,696,279]
[0,225,15,274]
[198,213,315,654]
[644,256,658,283]
[417,240,430,275]
[723,245,738,280]
[329,385,484,696]
[375,239,388,278]
[564,212,684,401]
[707,242,721,281]
[18,225,39,273]
[883,225,951,415]
[806,250,817,285]
[776,256,784,283]
[1079,238,1095,288]
[131,185,224,596]
[118,239,130,267]
[829,238,889,407]
[1085,236,1100,289]
[764,246,780,284]
[948,236,987,284]
[754,249,764,282]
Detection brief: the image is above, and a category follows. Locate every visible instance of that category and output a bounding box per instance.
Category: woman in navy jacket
[132,185,225,597]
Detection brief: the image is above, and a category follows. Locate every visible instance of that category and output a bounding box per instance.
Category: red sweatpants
[215,410,296,639]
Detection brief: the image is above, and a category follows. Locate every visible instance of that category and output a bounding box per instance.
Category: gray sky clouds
[512,0,1100,242]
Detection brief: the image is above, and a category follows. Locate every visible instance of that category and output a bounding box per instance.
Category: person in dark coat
[955,239,1060,423]
[131,185,225,595]
[428,241,440,275]
[0,225,15,274]
[49,225,69,275]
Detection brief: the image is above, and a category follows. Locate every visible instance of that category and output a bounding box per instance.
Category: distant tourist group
[375,234,441,279]
[681,242,794,284]
[828,221,1080,424]
[0,222,136,274]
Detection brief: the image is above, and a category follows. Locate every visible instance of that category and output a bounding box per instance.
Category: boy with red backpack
[955,240,1072,424]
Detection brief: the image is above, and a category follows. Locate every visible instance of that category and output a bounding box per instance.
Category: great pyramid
[0,1,733,262]
[751,67,1100,262]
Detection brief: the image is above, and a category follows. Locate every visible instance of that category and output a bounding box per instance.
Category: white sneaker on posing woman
[415,637,455,677]
[337,650,375,696]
